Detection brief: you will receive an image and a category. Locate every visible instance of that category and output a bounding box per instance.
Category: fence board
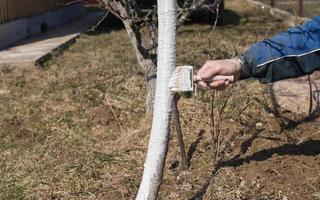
[0,0,75,24]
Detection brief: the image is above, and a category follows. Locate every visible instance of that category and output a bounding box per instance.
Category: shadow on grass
[185,9,241,26]
[187,129,205,165]
[169,129,205,170]
[189,139,320,199]
[220,139,320,167]
[278,112,320,132]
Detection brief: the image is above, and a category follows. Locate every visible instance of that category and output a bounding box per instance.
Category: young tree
[136,1,176,198]
[98,0,223,113]
[97,0,223,199]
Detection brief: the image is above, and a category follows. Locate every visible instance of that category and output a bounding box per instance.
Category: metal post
[299,0,304,17]
[271,0,275,7]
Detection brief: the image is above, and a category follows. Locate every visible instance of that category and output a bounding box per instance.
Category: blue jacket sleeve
[240,16,320,83]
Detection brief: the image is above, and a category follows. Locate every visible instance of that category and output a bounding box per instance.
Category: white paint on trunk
[136,0,177,199]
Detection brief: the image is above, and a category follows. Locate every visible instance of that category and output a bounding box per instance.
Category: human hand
[195,58,242,90]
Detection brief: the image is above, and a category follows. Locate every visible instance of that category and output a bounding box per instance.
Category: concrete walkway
[0,12,105,67]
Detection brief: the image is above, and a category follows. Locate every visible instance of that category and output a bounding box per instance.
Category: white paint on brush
[169,65,234,93]
[136,0,177,199]
[169,65,194,92]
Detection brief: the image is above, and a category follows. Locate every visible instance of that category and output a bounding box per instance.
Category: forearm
[239,16,320,83]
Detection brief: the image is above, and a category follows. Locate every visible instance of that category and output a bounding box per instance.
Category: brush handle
[210,75,234,82]
[194,75,234,83]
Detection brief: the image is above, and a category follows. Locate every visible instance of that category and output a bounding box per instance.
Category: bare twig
[210,89,231,164]
[308,75,313,115]
[207,3,220,59]
[87,11,109,32]
[104,93,126,135]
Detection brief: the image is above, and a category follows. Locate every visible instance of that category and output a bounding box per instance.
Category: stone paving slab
[0,12,104,66]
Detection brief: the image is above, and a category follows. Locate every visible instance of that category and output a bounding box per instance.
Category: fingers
[196,59,240,90]
[196,61,210,76]
[198,80,208,88]
[209,80,230,90]
[196,60,225,90]
[198,61,222,80]
[197,80,230,90]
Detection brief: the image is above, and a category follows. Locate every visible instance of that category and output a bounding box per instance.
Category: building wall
[0,3,86,50]
[0,0,74,24]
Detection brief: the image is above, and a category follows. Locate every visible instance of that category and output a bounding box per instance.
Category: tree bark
[122,20,157,113]
[146,75,157,113]
[136,0,177,199]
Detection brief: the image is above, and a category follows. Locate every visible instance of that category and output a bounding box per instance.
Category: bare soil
[0,0,319,200]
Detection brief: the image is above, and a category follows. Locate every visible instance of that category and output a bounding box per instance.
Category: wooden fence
[0,0,74,24]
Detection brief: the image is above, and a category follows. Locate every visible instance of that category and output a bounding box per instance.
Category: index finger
[199,62,222,80]
[197,61,211,75]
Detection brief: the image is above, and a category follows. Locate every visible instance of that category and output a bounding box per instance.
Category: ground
[258,0,320,17]
[0,0,320,200]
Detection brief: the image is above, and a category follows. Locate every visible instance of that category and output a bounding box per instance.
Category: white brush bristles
[169,65,194,92]
[169,65,234,93]
[169,65,235,93]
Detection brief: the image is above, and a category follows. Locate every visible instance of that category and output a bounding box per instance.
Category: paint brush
[169,65,234,96]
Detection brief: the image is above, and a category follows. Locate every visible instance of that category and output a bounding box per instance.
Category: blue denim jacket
[241,16,320,83]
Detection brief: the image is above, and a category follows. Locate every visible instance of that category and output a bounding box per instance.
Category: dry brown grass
[258,0,320,18]
[1,1,319,199]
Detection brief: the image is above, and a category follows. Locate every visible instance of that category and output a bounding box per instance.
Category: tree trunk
[145,61,157,114]
[121,21,157,113]
[146,77,156,113]
[136,0,177,199]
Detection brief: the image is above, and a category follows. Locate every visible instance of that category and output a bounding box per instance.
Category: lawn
[1,0,320,199]
[258,0,320,18]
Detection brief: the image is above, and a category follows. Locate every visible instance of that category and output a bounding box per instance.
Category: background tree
[98,0,223,113]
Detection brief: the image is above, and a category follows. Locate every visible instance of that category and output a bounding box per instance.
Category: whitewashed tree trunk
[136,0,177,199]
